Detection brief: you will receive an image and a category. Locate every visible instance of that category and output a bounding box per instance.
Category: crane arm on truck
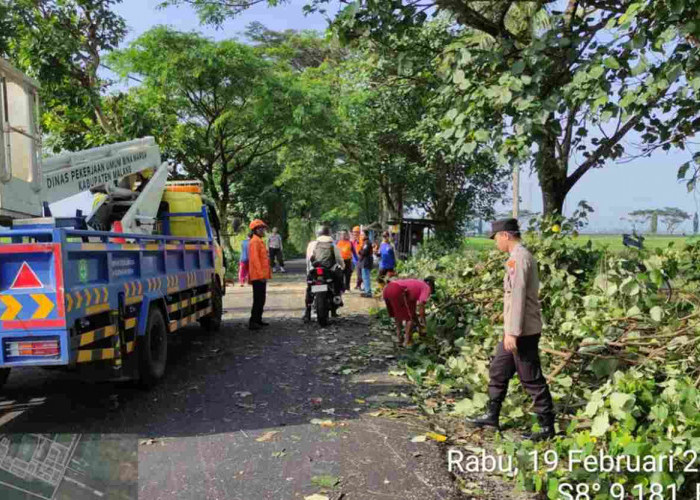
[43,137,169,235]
[1,58,168,234]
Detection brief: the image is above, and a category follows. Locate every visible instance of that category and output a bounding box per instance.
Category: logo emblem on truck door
[79,259,88,283]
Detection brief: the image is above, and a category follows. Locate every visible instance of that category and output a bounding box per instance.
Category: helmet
[249,219,267,231]
[352,226,360,233]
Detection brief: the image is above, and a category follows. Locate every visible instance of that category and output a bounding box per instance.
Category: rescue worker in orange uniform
[336,230,357,292]
[248,219,272,331]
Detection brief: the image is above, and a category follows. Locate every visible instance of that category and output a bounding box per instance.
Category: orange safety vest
[336,240,353,260]
[248,235,272,281]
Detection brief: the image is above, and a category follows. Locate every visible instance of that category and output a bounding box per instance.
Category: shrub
[393,203,700,498]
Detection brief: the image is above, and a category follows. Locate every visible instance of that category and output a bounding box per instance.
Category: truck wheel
[315,292,329,327]
[0,368,10,389]
[138,307,168,388]
[199,282,222,332]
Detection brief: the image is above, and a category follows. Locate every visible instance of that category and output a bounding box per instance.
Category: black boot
[465,401,501,429]
[302,308,311,323]
[522,413,556,442]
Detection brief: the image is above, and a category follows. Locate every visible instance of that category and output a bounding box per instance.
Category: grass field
[464,234,700,252]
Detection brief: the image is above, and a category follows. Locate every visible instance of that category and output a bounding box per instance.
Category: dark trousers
[269,248,284,267]
[356,263,363,288]
[488,334,554,416]
[250,280,267,324]
[343,259,353,291]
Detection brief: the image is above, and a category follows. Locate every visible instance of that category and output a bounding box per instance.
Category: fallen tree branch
[547,351,575,381]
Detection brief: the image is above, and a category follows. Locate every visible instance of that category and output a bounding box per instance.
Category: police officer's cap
[489,218,520,239]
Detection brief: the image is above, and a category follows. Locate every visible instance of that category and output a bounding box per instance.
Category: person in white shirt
[267,227,285,273]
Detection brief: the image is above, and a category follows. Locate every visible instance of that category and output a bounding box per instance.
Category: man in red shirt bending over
[382,277,435,347]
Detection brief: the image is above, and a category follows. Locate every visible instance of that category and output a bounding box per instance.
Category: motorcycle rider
[304,226,345,322]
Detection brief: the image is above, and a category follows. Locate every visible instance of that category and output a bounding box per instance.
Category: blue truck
[0,59,228,388]
[0,193,225,388]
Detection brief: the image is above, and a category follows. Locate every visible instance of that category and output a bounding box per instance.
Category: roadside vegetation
[465,234,700,253]
[383,205,700,498]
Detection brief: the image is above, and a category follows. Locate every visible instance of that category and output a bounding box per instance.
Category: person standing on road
[248,219,272,331]
[268,227,286,273]
[382,277,434,347]
[351,226,363,290]
[336,230,356,292]
[358,230,374,298]
[238,232,252,287]
[465,218,556,442]
[378,231,397,287]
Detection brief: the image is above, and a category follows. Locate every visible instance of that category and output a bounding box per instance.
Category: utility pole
[512,164,520,218]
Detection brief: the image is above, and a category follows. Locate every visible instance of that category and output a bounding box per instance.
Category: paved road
[0,260,464,500]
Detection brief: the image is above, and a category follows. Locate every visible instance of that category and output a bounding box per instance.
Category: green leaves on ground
[391,211,700,497]
[310,475,340,488]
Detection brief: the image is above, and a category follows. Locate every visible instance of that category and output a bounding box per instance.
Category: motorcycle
[306,266,343,326]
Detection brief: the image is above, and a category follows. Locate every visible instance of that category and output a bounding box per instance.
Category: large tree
[244,21,346,71]
[0,2,15,57]
[173,0,700,216]
[431,0,700,215]
[110,28,318,251]
[658,207,691,234]
[4,0,129,151]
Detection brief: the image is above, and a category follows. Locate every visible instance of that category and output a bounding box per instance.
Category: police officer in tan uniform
[466,218,555,441]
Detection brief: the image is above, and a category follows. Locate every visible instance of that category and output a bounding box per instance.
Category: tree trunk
[379,183,403,224]
[429,176,460,243]
[378,187,387,225]
[217,200,234,256]
[433,217,459,243]
[536,133,569,216]
[266,188,287,238]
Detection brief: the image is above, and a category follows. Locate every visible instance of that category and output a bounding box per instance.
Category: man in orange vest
[336,230,357,291]
[248,219,272,331]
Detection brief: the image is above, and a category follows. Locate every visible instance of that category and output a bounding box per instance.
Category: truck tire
[0,368,10,389]
[138,307,168,388]
[199,281,222,332]
[315,292,329,327]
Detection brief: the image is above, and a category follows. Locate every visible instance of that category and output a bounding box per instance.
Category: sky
[57,0,700,233]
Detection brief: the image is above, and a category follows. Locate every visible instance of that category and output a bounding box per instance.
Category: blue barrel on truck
[0,206,224,388]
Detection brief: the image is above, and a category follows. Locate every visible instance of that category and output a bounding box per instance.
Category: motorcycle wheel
[315,292,329,326]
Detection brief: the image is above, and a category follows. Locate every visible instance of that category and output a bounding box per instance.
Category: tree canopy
[2,0,129,150]
[3,0,699,245]
[169,0,700,217]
